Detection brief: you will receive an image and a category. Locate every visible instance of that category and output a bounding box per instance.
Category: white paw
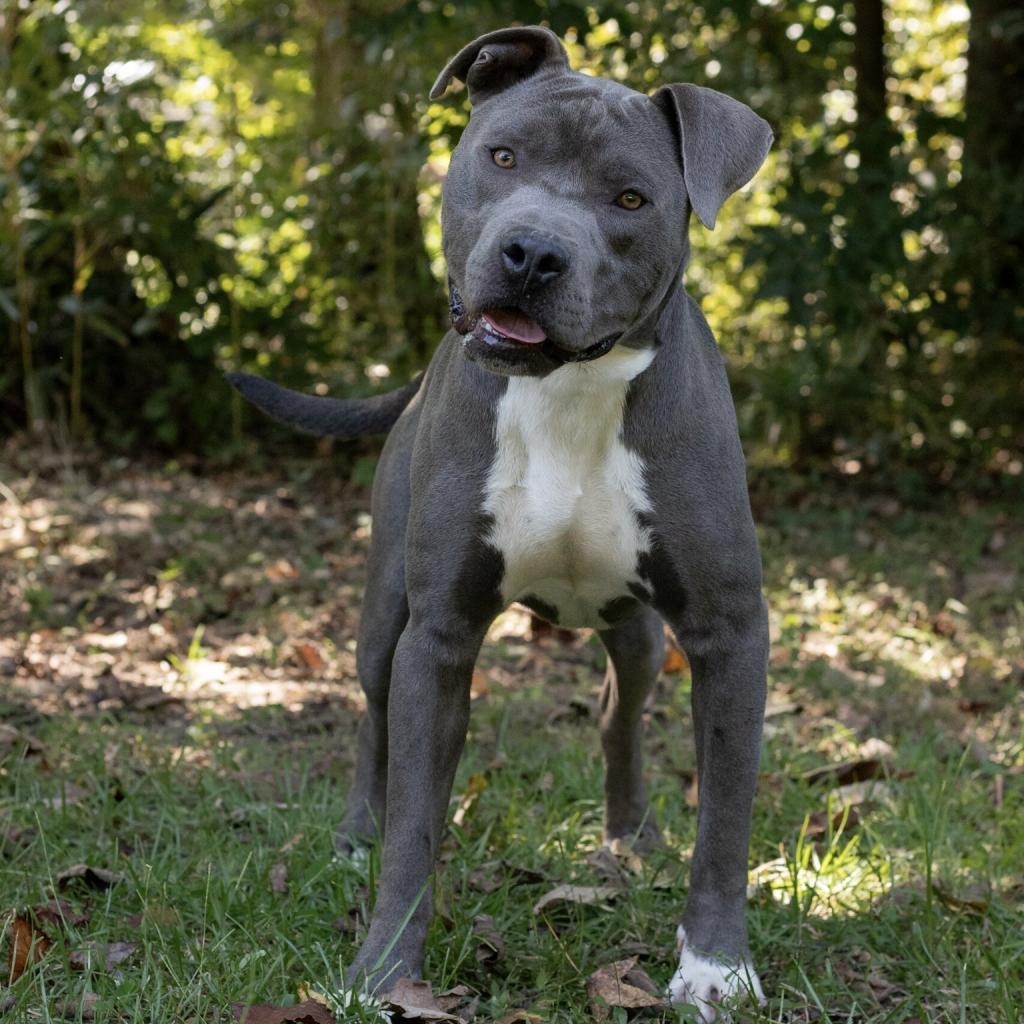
[668,926,765,1023]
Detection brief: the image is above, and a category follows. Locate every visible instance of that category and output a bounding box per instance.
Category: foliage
[0,1,1021,481]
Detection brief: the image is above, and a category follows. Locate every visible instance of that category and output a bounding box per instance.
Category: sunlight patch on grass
[751,822,892,918]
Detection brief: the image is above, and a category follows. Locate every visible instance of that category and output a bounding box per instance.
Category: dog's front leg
[345,613,486,990]
[668,605,768,1021]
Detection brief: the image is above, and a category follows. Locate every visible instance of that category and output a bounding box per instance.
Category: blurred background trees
[1,0,1021,487]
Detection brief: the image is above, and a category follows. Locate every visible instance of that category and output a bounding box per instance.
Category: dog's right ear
[430,26,569,105]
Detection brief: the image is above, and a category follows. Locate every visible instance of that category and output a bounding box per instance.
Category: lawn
[1,447,1022,1022]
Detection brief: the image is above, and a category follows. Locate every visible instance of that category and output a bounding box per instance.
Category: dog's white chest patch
[484,347,654,629]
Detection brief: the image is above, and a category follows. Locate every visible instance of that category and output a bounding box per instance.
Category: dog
[229,25,772,1021]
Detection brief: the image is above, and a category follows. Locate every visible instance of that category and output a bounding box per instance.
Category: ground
[1,444,1022,1022]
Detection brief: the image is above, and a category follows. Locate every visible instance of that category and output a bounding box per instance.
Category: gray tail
[226,372,422,439]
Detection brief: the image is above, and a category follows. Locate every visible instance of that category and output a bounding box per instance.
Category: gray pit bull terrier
[228,25,772,1021]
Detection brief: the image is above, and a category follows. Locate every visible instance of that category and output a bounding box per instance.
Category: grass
[1,450,1022,1021]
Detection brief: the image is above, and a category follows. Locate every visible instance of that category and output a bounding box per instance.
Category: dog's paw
[667,926,765,1023]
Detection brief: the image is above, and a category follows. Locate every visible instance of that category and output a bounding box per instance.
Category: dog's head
[432,26,772,378]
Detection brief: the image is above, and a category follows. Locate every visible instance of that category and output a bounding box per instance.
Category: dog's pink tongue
[483,309,546,344]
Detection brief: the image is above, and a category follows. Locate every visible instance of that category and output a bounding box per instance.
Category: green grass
[1,456,1022,1021]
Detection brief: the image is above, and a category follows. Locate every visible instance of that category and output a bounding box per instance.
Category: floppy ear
[654,84,773,229]
[430,25,569,105]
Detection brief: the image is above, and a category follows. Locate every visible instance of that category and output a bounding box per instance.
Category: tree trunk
[852,0,894,188]
[965,0,1023,183]
[962,0,1023,346]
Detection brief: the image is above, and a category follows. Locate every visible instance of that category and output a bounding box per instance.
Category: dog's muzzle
[448,280,619,366]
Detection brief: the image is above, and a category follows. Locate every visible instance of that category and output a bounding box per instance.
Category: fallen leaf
[452,771,489,828]
[33,899,90,930]
[42,784,90,810]
[1,822,35,850]
[294,642,324,672]
[279,833,304,854]
[0,725,45,760]
[546,696,595,725]
[533,884,620,914]
[270,862,288,894]
[54,991,99,1021]
[804,807,861,838]
[932,879,990,916]
[265,559,300,581]
[5,912,51,983]
[383,978,461,1021]
[69,941,137,972]
[586,957,666,1021]
[765,699,801,717]
[231,999,335,1024]
[662,639,688,674]
[493,1013,543,1024]
[467,859,546,893]
[469,669,489,699]
[472,913,505,967]
[434,985,478,1022]
[586,846,631,886]
[830,780,895,807]
[802,758,887,787]
[679,768,700,809]
[57,864,122,891]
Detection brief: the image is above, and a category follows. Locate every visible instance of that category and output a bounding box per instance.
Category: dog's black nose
[501,234,568,290]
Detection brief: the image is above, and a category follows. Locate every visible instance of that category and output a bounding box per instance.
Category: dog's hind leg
[598,607,665,852]
[335,416,416,853]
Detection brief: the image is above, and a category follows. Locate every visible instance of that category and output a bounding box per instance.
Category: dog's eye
[492,148,516,169]
[616,190,645,210]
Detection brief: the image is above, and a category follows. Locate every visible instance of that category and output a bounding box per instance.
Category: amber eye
[492,148,516,168]
[616,190,645,210]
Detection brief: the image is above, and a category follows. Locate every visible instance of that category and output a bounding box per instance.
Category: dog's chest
[484,349,654,629]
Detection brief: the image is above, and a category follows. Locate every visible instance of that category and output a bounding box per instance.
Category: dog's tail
[226,372,422,439]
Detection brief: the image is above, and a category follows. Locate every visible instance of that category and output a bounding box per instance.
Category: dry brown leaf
[586,846,631,886]
[57,864,122,891]
[0,725,45,760]
[434,985,478,1022]
[279,833,304,854]
[69,941,137,972]
[43,784,90,811]
[54,990,99,1021]
[662,640,689,674]
[231,999,335,1024]
[1,822,35,850]
[801,757,887,787]
[265,559,300,581]
[586,957,666,1021]
[452,771,489,828]
[533,883,621,914]
[932,879,990,916]
[804,807,861,838]
[493,1013,543,1024]
[294,642,325,672]
[679,769,700,809]
[466,859,546,893]
[472,913,505,967]
[33,899,90,930]
[383,978,461,1022]
[5,912,51,983]
[270,862,288,894]
[470,669,489,699]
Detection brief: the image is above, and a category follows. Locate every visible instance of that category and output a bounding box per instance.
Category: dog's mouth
[450,282,619,373]
[478,308,548,346]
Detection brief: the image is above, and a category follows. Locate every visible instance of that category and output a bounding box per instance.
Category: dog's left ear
[654,84,773,229]
[430,26,569,104]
